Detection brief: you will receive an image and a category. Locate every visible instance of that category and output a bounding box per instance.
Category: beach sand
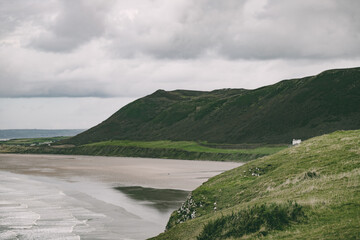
[0,154,242,239]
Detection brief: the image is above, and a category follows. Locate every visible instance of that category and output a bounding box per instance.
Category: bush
[197,201,305,240]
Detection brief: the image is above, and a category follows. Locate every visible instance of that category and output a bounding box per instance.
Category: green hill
[65,67,360,145]
[151,129,360,239]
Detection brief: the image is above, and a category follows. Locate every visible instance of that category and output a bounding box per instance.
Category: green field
[0,138,286,162]
[85,140,287,155]
[151,130,360,239]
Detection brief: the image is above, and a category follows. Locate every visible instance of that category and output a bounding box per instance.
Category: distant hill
[65,67,360,145]
[0,129,85,140]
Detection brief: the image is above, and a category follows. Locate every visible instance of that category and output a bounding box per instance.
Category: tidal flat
[0,154,241,239]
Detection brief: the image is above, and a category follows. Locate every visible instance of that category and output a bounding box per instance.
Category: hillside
[65,67,360,145]
[151,129,360,239]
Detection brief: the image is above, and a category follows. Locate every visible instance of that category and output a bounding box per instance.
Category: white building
[292,139,301,145]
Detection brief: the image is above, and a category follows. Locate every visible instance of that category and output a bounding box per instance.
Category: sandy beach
[0,154,242,239]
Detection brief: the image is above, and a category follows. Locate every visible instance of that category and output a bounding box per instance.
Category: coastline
[0,144,263,162]
[0,153,242,190]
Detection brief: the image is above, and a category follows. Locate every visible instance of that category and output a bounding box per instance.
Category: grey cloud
[105,0,247,59]
[200,0,360,59]
[0,79,115,98]
[107,0,360,60]
[1,0,360,99]
[0,1,58,38]
[3,0,360,59]
[148,0,247,59]
[30,0,110,52]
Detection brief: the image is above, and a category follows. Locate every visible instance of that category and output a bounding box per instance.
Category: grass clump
[197,201,305,240]
[304,171,319,179]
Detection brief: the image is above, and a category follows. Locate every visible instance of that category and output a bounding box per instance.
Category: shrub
[197,201,305,240]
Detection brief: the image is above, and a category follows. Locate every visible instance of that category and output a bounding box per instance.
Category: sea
[0,129,85,140]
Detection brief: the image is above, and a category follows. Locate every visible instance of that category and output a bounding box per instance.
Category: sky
[1,0,360,129]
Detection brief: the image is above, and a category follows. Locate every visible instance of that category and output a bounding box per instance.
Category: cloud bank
[1,0,360,99]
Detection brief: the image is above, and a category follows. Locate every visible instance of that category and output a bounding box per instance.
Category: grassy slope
[0,139,285,162]
[151,130,360,239]
[65,67,360,145]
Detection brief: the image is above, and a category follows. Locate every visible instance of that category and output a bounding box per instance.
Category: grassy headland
[151,129,360,239]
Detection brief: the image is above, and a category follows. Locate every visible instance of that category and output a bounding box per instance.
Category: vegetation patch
[84,140,286,155]
[304,171,319,179]
[166,194,200,230]
[197,202,305,240]
[0,138,286,162]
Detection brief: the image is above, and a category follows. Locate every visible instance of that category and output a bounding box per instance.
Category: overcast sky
[1,0,360,129]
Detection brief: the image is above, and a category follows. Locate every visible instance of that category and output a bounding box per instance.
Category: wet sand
[0,154,241,190]
[0,154,242,239]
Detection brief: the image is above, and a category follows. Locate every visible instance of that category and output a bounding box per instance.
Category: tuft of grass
[304,171,319,179]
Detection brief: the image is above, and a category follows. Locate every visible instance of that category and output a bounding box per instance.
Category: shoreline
[0,153,242,239]
[0,153,242,190]
[0,143,266,162]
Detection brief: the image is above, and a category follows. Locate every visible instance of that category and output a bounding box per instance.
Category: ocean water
[0,129,85,139]
[0,154,242,239]
[0,171,188,240]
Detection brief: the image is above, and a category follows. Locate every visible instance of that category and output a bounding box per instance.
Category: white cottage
[292,139,301,145]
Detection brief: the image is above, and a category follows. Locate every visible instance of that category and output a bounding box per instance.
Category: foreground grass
[197,201,305,240]
[0,139,286,162]
[151,130,360,239]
